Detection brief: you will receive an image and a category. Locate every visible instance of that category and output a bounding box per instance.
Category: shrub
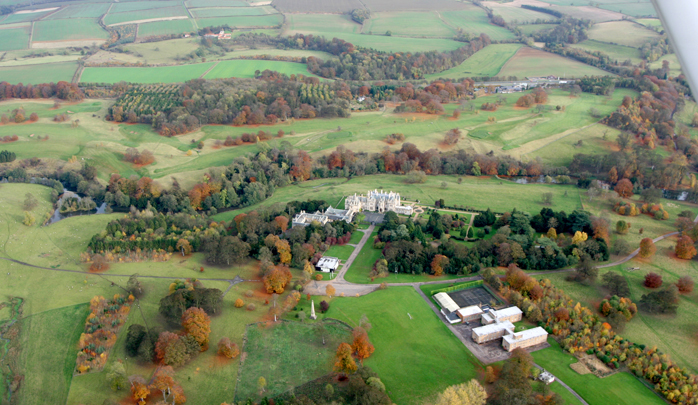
[315,274,323,281]
[378,282,387,290]
[246,303,256,311]
[644,272,663,288]
[217,337,240,359]
[245,290,254,297]
[677,276,694,294]
[320,300,329,313]
[234,298,244,308]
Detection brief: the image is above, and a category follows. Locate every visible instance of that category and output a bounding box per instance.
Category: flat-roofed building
[433,292,460,314]
[316,257,340,273]
[292,211,330,227]
[481,306,523,325]
[502,327,548,352]
[471,321,515,344]
[457,305,484,322]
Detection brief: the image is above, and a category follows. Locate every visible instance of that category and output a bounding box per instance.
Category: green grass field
[440,6,516,41]
[294,287,482,405]
[635,18,662,29]
[111,0,181,13]
[587,21,660,48]
[187,0,249,6]
[196,14,283,29]
[137,18,196,38]
[204,59,313,79]
[498,47,612,79]
[532,339,665,405]
[324,244,355,261]
[104,6,189,26]
[81,62,215,83]
[285,13,362,34]
[572,39,643,64]
[649,53,682,77]
[191,6,276,18]
[45,3,111,19]
[529,123,621,166]
[235,321,352,402]
[33,19,108,42]
[0,10,50,24]
[426,44,522,79]
[516,23,558,35]
[598,2,657,17]
[364,11,455,38]
[485,3,557,23]
[15,304,90,405]
[0,61,77,84]
[0,26,29,51]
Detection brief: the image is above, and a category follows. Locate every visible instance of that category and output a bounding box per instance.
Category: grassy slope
[426,44,522,79]
[0,61,78,84]
[204,59,314,79]
[138,18,196,37]
[33,19,109,41]
[587,21,659,48]
[571,40,642,64]
[498,47,612,79]
[440,7,516,41]
[364,11,455,37]
[81,62,216,84]
[0,27,29,51]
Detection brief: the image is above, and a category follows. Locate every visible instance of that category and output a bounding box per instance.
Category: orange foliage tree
[274,215,289,232]
[639,238,656,258]
[150,366,186,404]
[431,254,449,276]
[290,150,312,181]
[614,178,634,198]
[677,276,694,294]
[263,266,293,293]
[334,342,357,375]
[325,284,336,298]
[129,375,150,404]
[275,239,292,265]
[155,331,190,367]
[217,337,240,359]
[675,235,697,260]
[351,327,375,365]
[182,307,211,350]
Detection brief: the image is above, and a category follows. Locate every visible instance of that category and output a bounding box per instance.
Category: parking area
[448,287,499,308]
[362,212,385,224]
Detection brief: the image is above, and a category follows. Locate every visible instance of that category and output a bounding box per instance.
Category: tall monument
[310,300,317,320]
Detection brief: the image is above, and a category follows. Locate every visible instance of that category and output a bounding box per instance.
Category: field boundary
[200,61,219,78]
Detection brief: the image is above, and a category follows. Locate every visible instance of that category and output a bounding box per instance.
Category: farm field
[190,6,277,18]
[0,26,29,51]
[104,6,189,26]
[187,0,250,6]
[571,39,643,64]
[497,47,612,79]
[0,61,78,84]
[80,62,216,84]
[598,2,657,17]
[110,0,181,13]
[635,18,663,28]
[285,13,362,34]
[363,11,455,38]
[196,14,283,28]
[425,44,522,79]
[0,10,51,24]
[44,3,111,19]
[292,287,482,405]
[482,1,557,23]
[137,18,196,38]
[516,23,558,35]
[649,53,682,77]
[32,19,109,42]
[587,21,660,48]
[440,7,516,41]
[203,59,315,79]
[532,340,666,405]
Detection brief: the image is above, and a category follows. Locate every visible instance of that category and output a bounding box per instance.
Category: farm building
[457,305,484,322]
[502,327,548,352]
[481,306,522,325]
[346,190,413,215]
[471,321,515,344]
[316,257,340,273]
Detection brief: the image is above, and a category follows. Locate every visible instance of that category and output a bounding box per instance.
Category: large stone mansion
[292,189,413,227]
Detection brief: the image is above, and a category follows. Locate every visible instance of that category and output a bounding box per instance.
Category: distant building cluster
[291,189,413,227]
[434,293,548,353]
[202,30,231,40]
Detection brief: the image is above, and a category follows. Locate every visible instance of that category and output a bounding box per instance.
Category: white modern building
[472,321,515,344]
[481,306,523,325]
[433,292,461,324]
[502,327,548,352]
[457,305,484,322]
[346,190,413,215]
[316,257,340,273]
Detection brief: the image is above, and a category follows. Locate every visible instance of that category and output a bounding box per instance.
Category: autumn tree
[150,366,186,405]
[608,167,618,184]
[275,238,292,265]
[106,361,127,391]
[262,266,292,293]
[274,215,289,232]
[431,254,449,276]
[351,326,375,364]
[334,342,358,375]
[639,238,656,258]
[602,272,630,297]
[129,375,150,404]
[326,284,336,298]
[614,178,634,198]
[677,276,694,294]
[176,239,191,256]
[615,220,629,235]
[155,331,190,367]
[443,128,462,146]
[675,235,697,260]
[90,254,110,272]
[290,150,312,181]
[217,337,240,359]
[592,217,610,242]
[302,260,315,282]
[435,379,487,405]
[644,272,663,288]
[182,307,211,350]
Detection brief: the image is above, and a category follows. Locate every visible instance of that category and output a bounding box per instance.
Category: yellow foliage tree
[326,284,336,298]
[546,228,557,239]
[182,307,211,350]
[435,379,487,405]
[571,231,588,245]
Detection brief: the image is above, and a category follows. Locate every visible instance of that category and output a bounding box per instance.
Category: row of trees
[0,81,83,101]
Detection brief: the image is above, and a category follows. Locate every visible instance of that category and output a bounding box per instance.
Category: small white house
[538,371,555,385]
[316,257,340,273]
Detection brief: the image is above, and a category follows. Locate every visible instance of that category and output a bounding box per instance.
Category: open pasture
[497,46,611,79]
[516,23,558,35]
[196,14,283,28]
[0,10,50,24]
[44,3,111,19]
[293,287,482,405]
[528,123,620,166]
[598,1,657,17]
[272,0,364,13]
[0,61,77,84]
[482,1,558,23]
[327,33,463,52]
[285,13,363,35]
[104,6,189,26]
[361,0,469,12]
[137,18,196,38]
[33,18,108,42]
[426,43,522,79]
[572,39,642,65]
[0,26,29,51]
[190,6,276,18]
[587,21,660,48]
[649,53,682,77]
[122,37,201,63]
[440,7,516,41]
[110,0,181,13]
[187,0,250,6]
[635,18,662,29]
[364,11,455,37]
[80,62,215,84]
[203,59,314,79]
